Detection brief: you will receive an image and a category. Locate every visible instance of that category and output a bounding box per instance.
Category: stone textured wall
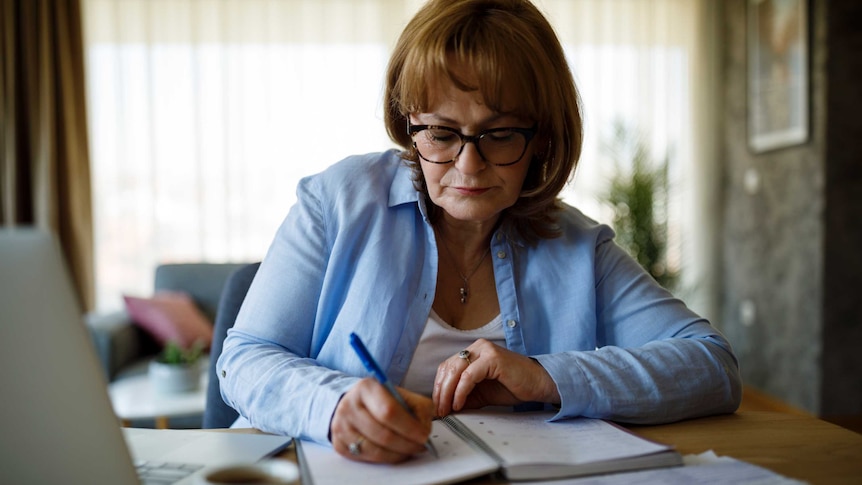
[720,0,825,413]
[719,0,861,417]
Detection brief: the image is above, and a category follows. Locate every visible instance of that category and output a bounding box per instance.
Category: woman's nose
[454,141,486,174]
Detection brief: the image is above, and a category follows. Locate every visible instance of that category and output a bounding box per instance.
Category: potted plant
[148,340,205,394]
[602,121,678,290]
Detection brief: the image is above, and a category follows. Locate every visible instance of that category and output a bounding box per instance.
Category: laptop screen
[0,229,139,484]
[0,229,293,484]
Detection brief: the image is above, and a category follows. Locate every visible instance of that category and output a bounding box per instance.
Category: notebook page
[298,420,497,485]
[453,410,671,467]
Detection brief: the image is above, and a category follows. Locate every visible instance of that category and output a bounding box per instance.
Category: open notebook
[298,409,682,485]
[0,229,291,484]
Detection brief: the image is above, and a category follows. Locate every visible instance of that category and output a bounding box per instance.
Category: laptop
[0,229,292,484]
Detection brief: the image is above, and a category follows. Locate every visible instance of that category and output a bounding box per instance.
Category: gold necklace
[437,235,491,304]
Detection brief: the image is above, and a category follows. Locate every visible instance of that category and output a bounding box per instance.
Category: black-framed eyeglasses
[408,121,536,166]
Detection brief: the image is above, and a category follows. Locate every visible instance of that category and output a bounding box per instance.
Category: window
[84,0,714,313]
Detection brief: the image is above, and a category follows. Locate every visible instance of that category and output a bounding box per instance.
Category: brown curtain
[0,0,94,311]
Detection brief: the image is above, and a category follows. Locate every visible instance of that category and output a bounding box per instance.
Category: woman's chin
[438,206,505,225]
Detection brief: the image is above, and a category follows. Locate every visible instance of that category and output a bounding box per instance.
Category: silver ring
[458,349,471,365]
[348,436,364,456]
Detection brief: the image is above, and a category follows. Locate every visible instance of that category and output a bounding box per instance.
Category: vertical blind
[83,0,716,315]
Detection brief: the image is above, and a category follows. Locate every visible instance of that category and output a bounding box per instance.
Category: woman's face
[411,75,535,227]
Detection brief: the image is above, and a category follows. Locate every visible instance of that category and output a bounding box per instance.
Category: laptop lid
[0,229,293,484]
[0,228,139,484]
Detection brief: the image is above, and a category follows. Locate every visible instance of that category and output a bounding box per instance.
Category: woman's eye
[427,129,458,143]
[486,130,516,142]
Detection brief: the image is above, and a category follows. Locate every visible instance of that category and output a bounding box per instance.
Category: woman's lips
[452,186,490,196]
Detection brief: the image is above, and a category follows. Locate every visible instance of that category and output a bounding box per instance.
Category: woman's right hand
[329,377,435,463]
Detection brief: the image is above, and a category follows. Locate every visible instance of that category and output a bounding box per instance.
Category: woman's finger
[433,346,476,417]
[333,423,412,463]
[436,339,561,414]
[331,378,430,462]
[359,383,430,451]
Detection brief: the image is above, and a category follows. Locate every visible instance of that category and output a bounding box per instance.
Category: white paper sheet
[299,420,497,485]
[453,411,671,467]
[515,451,808,485]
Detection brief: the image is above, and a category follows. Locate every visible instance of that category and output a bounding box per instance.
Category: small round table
[108,372,208,428]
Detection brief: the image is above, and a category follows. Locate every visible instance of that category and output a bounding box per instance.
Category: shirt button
[507,320,517,328]
[221,370,227,378]
[496,233,503,241]
[497,251,507,259]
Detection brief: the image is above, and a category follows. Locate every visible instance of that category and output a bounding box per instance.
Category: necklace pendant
[459,287,467,304]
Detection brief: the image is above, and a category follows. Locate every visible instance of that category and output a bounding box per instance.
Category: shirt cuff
[533,352,592,421]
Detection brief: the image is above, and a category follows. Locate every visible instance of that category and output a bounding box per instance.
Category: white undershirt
[400,309,506,396]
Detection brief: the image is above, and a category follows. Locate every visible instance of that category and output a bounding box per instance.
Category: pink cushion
[123,292,213,349]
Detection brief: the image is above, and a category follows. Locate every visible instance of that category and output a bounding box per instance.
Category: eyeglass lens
[412,127,530,165]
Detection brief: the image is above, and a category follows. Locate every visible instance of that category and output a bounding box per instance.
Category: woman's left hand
[432,338,561,418]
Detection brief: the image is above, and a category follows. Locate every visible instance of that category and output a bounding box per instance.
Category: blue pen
[349,332,439,458]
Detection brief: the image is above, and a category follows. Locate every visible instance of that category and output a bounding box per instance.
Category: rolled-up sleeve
[217,174,359,445]
[535,237,741,424]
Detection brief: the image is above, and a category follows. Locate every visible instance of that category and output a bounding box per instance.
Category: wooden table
[627,411,862,484]
[240,411,862,484]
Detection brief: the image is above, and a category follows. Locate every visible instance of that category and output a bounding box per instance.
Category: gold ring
[458,349,471,365]
[348,436,364,456]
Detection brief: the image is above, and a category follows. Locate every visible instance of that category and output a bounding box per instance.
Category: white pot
[149,359,201,394]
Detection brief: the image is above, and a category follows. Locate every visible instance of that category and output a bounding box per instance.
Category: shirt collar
[388,158,430,220]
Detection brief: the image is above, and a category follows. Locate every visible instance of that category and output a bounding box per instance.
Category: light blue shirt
[218,150,741,445]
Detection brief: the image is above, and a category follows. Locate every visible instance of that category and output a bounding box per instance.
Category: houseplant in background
[602,121,678,290]
[148,340,205,394]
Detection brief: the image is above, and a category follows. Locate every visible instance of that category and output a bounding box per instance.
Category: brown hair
[384,0,583,242]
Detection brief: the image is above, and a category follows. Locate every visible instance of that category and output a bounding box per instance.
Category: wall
[719,0,861,418]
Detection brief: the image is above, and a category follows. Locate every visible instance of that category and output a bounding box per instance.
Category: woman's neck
[435,214,498,256]
[433,218,501,328]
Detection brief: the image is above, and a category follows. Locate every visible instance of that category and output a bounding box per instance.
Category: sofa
[86,262,252,428]
[86,263,250,382]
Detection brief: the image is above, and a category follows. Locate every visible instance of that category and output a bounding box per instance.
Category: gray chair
[203,262,260,428]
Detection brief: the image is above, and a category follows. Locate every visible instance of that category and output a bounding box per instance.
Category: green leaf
[157,340,204,365]
[600,120,678,290]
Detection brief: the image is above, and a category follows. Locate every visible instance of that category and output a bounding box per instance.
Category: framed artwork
[747,0,809,153]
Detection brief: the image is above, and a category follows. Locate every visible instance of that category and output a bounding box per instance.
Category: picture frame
[747,0,809,153]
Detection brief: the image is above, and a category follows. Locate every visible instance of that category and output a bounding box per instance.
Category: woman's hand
[330,377,435,463]
[432,339,561,418]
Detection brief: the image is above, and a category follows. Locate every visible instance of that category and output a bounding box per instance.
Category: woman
[218,0,741,464]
